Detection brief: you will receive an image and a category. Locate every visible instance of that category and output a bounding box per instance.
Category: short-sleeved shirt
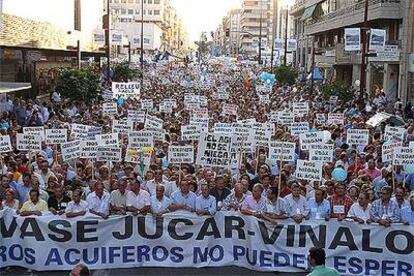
[241,195,267,212]
[48,196,71,211]
[20,199,48,212]
[65,200,89,214]
[126,189,151,209]
[110,189,127,208]
[150,196,172,214]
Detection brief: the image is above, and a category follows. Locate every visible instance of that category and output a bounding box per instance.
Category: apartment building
[290,0,414,103]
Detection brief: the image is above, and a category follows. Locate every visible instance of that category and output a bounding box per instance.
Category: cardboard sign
[268,141,296,162]
[214,88,230,100]
[128,110,146,123]
[96,147,122,162]
[254,127,272,147]
[213,123,233,134]
[112,82,140,99]
[159,102,173,114]
[168,146,194,164]
[141,99,154,110]
[223,104,238,116]
[277,112,294,126]
[299,132,325,150]
[315,114,326,124]
[80,140,98,159]
[290,122,310,136]
[0,136,12,153]
[346,129,369,146]
[393,147,414,166]
[181,125,204,141]
[196,133,232,167]
[112,119,133,133]
[191,108,209,118]
[96,133,119,147]
[23,127,45,140]
[144,128,165,142]
[128,131,154,149]
[269,112,278,123]
[382,142,402,163]
[61,140,81,161]
[384,126,405,143]
[45,129,67,144]
[103,103,118,116]
[327,113,344,125]
[295,160,323,181]
[309,144,334,162]
[16,133,42,151]
[144,115,163,129]
[258,94,270,105]
[190,117,209,129]
[71,124,102,140]
[293,102,309,117]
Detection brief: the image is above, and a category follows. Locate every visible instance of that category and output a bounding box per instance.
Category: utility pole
[258,0,263,65]
[140,0,144,84]
[105,0,110,82]
[359,0,369,103]
[270,0,277,71]
[77,40,81,69]
[128,41,131,63]
[283,8,288,66]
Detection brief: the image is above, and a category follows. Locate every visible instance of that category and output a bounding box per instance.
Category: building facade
[290,0,414,104]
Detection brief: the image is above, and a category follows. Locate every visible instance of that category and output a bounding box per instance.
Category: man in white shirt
[145,169,177,197]
[195,184,216,216]
[284,183,309,223]
[126,180,151,215]
[86,182,110,219]
[150,184,172,215]
[169,180,197,212]
[66,190,88,218]
[348,192,371,223]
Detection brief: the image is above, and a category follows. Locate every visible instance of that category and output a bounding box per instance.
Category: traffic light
[225,28,230,37]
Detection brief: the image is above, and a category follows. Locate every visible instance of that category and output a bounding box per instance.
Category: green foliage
[321,82,353,102]
[113,61,139,82]
[56,66,101,105]
[273,65,298,85]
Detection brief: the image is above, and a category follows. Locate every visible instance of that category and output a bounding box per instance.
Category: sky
[171,0,241,43]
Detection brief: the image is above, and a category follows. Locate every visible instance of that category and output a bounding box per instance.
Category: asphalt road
[0,266,308,275]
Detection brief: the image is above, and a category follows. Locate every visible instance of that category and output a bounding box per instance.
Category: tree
[56,66,102,105]
[112,61,140,82]
[273,65,298,85]
[321,82,354,102]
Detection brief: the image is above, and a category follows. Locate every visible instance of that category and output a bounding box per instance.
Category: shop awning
[0,82,32,94]
[301,4,318,21]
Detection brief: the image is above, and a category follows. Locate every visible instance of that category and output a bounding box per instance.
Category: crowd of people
[0,59,413,229]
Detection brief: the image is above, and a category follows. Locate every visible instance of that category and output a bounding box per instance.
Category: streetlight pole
[359,0,369,103]
[283,8,288,66]
[258,0,263,65]
[106,0,111,82]
[140,0,144,83]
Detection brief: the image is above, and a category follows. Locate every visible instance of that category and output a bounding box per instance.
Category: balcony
[290,0,322,16]
[305,0,402,35]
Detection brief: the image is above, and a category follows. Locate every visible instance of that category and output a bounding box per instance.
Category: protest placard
[144,127,165,142]
[196,133,232,167]
[0,135,12,153]
[191,108,209,118]
[223,104,238,116]
[168,146,194,164]
[268,141,296,162]
[128,131,154,149]
[16,133,42,151]
[382,142,402,163]
[277,112,294,125]
[327,113,344,125]
[393,147,414,166]
[112,119,133,133]
[159,102,173,113]
[45,129,67,144]
[190,117,209,129]
[61,140,81,161]
[181,125,202,141]
[125,148,152,165]
[269,111,278,123]
[23,127,45,140]
[295,159,323,181]
[96,147,122,162]
[71,124,102,140]
[384,126,405,143]
[96,133,119,147]
[309,144,334,162]
[258,94,270,105]
[329,96,338,104]
[144,115,164,129]
[299,132,325,150]
[141,99,154,110]
[128,110,146,123]
[290,122,310,136]
[112,82,140,99]
[293,102,309,117]
[254,127,271,147]
[315,113,326,124]
[346,129,369,145]
[213,123,233,134]
[214,88,230,100]
[80,140,98,159]
[103,102,118,116]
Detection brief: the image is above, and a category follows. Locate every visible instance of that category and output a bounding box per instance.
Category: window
[121,9,126,14]
[148,10,153,15]
[154,0,160,4]
[154,10,160,15]
[135,9,140,15]
[121,0,127,3]
[128,9,134,14]
[143,9,146,15]
[128,0,134,3]
[148,0,152,3]
[135,0,140,3]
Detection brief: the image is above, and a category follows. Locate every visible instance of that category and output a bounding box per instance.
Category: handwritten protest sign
[393,147,414,166]
[141,99,154,110]
[277,112,294,125]
[213,123,233,134]
[384,126,405,143]
[315,113,326,124]
[23,127,45,140]
[181,125,203,141]
[268,141,296,162]
[112,119,133,133]
[112,82,140,99]
[128,131,153,149]
[295,160,323,181]
[103,102,118,116]
[327,113,344,125]
[293,102,309,117]
[128,110,146,123]
[223,104,238,116]
[196,133,232,167]
[309,144,334,162]
[299,132,325,150]
[96,147,122,162]
[61,140,81,161]
[382,142,402,163]
[45,129,67,144]
[0,136,12,153]
[96,133,119,147]
[16,134,42,151]
[346,129,369,145]
[144,115,163,129]
[80,140,98,159]
[168,146,194,164]
[290,122,310,136]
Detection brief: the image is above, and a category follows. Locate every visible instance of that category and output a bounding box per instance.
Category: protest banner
[96,133,119,147]
[61,140,81,161]
[168,146,194,164]
[16,133,42,151]
[0,135,12,153]
[393,147,414,166]
[80,140,98,159]
[309,144,334,162]
[113,119,133,133]
[327,113,344,125]
[382,142,402,163]
[293,102,309,117]
[144,115,164,129]
[290,122,309,136]
[268,141,296,162]
[299,132,325,150]
[295,159,323,181]
[213,123,233,134]
[128,110,146,123]
[103,102,118,116]
[141,99,154,110]
[346,129,369,146]
[277,112,294,126]
[345,28,361,51]
[384,126,405,143]
[125,148,152,166]
[2,208,411,275]
[96,147,122,162]
[128,131,154,149]
[45,129,67,144]
[23,126,45,140]
[112,82,140,99]
[196,133,232,167]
